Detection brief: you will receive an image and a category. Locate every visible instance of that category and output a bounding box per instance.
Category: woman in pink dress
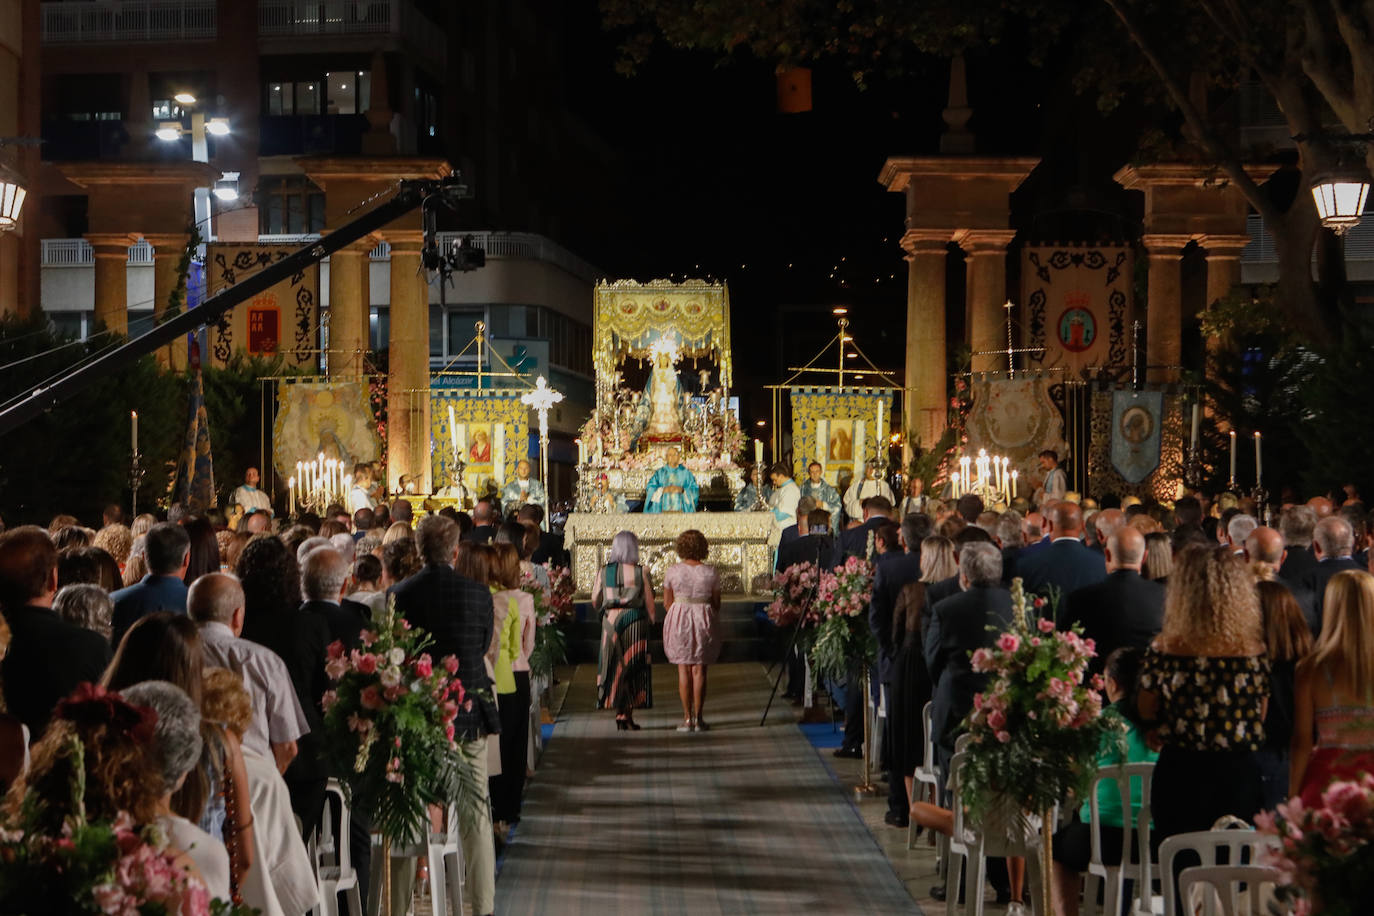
[662,529,721,732]
[1291,569,1374,804]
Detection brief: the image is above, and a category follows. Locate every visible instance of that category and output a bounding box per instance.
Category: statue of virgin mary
[629,338,686,448]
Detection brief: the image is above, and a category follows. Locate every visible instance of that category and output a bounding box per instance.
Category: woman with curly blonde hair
[1137,545,1270,848]
[93,523,134,569]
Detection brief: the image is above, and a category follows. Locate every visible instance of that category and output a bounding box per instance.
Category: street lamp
[0,162,27,231]
[1309,171,1370,235]
[213,172,240,202]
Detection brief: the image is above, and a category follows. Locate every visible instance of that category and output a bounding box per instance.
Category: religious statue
[644,447,698,513]
[631,338,686,448]
[501,459,547,512]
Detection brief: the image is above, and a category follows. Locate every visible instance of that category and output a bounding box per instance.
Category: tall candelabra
[129,450,146,519]
[289,455,351,516]
[949,448,1018,505]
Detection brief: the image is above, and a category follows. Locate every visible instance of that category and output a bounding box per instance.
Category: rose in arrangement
[808,556,876,683]
[523,565,571,680]
[767,561,821,628]
[321,599,483,846]
[1256,773,1374,916]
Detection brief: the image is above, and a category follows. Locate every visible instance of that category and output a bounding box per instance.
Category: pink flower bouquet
[1257,773,1374,915]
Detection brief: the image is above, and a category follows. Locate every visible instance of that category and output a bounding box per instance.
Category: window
[325,71,371,115]
[267,83,294,116]
[446,309,484,355]
[429,305,444,358]
[369,307,389,352]
[259,177,325,235]
[297,81,320,115]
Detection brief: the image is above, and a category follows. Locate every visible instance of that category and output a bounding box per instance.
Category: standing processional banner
[430,389,530,498]
[272,380,381,480]
[205,243,321,370]
[788,387,893,490]
[1021,245,1133,373]
[966,375,1069,490]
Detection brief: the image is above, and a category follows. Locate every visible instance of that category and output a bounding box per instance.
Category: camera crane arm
[0,176,467,437]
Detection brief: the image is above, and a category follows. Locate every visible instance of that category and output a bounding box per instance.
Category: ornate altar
[564,511,776,598]
[577,279,745,507]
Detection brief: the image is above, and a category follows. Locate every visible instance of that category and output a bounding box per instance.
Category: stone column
[1203,234,1250,309]
[387,232,431,493]
[328,241,372,377]
[962,230,1016,373]
[86,234,133,335]
[1142,233,1191,383]
[145,233,190,368]
[902,231,951,453]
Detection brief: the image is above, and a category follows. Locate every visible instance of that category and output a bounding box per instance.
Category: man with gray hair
[1279,504,1320,581]
[1301,515,1362,624]
[189,572,308,775]
[1226,513,1260,555]
[295,535,331,565]
[1091,508,1125,553]
[1246,526,1321,635]
[924,540,1013,776]
[1060,527,1164,673]
[122,681,231,900]
[300,545,369,649]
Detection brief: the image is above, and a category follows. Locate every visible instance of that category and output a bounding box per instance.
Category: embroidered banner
[272,380,380,480]
[430,388,530,498]
[966,375,1068,492]
[205,243,320,370]
[1110,390,1164,483]
[1021,245,1132,372]
[788,387,893,489]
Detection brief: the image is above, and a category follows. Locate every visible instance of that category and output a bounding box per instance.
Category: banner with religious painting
[1110,390,1164,483]
[1021,245,1132,372]
[430,389,530,498]
[966,375,1068,493]
[1088,389,1185,500]
[272,380,380,480]
[788,387,893,489]
[205,243,321,370]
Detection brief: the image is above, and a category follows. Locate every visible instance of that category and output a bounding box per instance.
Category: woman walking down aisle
[1291,569,1374,804]
[592,531,655,730]
[662,530,721,733]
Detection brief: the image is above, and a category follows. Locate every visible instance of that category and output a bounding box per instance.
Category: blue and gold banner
[788,387,893,488]
[1110,390,1163,484]
[430,389,530,497]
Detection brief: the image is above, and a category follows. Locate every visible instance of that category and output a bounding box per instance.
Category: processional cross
[521,375,564,490]
[971,300,1045,377]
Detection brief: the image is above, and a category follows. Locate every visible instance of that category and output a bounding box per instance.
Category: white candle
[876,399,885,459]
[1254,432,1263,486]
[1011,469,1018,498]
[1229,430,1237,482]
[1190,402,1201,453]
[130,410,138,454]
[577,438,587,465]
[449,405,458,456]
[1001,457,1009,494]
[288,477,295,516]
[952,471,960,497]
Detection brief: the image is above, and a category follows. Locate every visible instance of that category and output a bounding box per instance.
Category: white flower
[389,647,406,666]
[380,667,401,688]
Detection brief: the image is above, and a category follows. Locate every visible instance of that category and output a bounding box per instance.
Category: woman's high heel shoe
[615,717,629,731]
[626,719,641,730]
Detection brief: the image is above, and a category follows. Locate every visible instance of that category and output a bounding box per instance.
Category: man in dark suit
[923,541,1014,904]
[1246,526,1322,635]
[518,504,567,567]
[1278,505,1319,582]
[464,497,499,545]
[775,497,817,557]
[1015,502,1106,603]
[1299,516,1363,629]
[110,522,190,645]
[837,495,892,562]
[0,526,111,739]
[868,516,922,827]
[390,514,500,916]
[300,545,370,649]
[1059,527,1164,672]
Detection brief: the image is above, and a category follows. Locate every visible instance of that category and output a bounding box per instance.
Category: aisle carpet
[495,662,920,915]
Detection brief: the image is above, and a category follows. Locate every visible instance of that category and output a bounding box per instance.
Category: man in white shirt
[843,461,895,522]
[767,462,801,533]
[230,467,273,517]
[348,463,376,514]
[188,573,310,773]
[1034,450,1067,506]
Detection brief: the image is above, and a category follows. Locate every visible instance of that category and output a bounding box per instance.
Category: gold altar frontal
[564,511,775,598]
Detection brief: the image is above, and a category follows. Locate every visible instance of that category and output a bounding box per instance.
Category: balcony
[259,114,368,157]
[258,0,446,69]
[41,239,154,266]
[41,0,217,44]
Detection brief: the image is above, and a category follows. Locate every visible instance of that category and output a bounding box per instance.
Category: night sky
[553,3,1151,430]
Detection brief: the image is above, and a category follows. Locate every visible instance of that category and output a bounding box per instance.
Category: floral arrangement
[321,600,482,846]
[958,578,1113,820]
[0,732,249,915]
[766,561,822,628]
[808,555,877,682]
[521,566,570,681]
[1257,773,1374,915]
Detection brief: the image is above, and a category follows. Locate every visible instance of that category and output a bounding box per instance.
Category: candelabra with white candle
[949,449,1017,506]
[293,454,351,514]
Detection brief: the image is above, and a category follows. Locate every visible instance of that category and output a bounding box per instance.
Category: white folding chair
[1178,865,1290,916]
[909,701,944,854]
[314,779,363,916]
[1081,761,1156,916]
[945,749,988,916]
[421,802,466,916]
[1159,829,1281,916]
